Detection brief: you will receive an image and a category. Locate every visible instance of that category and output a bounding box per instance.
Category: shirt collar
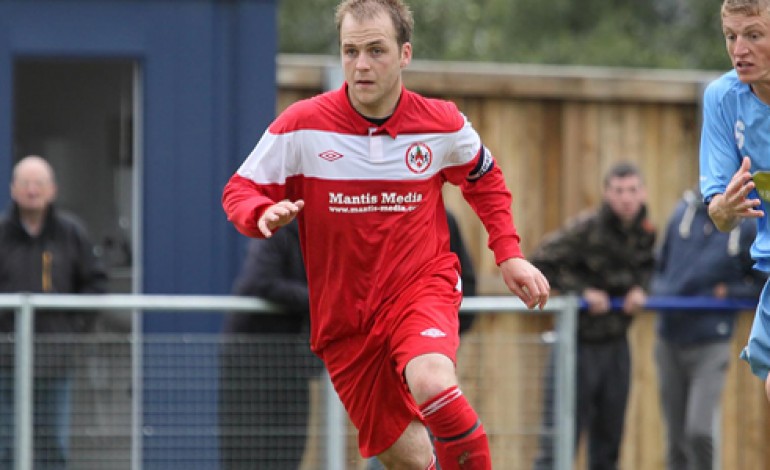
[340,82,408,139]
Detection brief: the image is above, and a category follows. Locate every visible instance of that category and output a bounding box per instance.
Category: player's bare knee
[405,353,457,404]
[411,379,455,405]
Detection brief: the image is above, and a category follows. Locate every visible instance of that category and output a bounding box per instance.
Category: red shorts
[319,270,462,457]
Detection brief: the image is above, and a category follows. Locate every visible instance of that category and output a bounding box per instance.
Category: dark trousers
[0,336,75,470]
[219,336,321,470]
[655,338,728,470]
[534,336,630,470]
[0,372,72,470]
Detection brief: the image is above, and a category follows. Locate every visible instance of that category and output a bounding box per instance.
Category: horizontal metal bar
[0,294,278,312]
[626,295,756,310]
[0,294,754,314]
[460,295,574,313]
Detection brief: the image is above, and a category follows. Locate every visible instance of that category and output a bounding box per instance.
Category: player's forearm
[460,165,522,262]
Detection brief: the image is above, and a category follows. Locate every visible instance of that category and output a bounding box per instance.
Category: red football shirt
[223,84,522,352]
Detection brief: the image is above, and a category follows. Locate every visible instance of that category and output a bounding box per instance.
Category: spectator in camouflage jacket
[531,161,656,470]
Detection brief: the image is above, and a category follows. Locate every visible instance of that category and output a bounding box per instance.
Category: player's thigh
[376,419,433,469]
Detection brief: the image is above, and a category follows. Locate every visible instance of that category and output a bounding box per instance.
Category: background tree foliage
[278,0,731,70]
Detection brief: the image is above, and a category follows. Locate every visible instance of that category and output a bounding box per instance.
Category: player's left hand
[499,257,550,310]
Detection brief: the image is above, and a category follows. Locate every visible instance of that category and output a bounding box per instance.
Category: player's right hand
[708,157,763,232]
[499,257,550,310]
[258,199,304,237]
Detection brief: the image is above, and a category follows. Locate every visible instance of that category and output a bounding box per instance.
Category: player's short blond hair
[335,0,414,47]
[722,0,770,17]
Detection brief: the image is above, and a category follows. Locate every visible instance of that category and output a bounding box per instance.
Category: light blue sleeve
[699,79,741,203]
[741,282,770,380]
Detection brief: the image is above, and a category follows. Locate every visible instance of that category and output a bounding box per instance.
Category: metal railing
[2,293,581,470]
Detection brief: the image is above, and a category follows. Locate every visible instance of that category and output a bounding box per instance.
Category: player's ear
[400,42,412,69]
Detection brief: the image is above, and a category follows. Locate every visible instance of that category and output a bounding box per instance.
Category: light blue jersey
[701,70,770,271]
[700,69,770,380]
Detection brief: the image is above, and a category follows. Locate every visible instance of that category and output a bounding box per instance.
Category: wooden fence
[276,54,770,469]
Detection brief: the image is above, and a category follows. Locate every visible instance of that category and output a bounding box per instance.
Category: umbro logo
[319,150,344,162]
[420,328,447,338]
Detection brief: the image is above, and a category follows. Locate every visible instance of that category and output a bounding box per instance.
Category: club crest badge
[405,142,432,174]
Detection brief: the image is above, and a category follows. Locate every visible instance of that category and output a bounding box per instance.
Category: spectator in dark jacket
[652,187,765,470]
[448,210,477,334]
[0,155,107,470]
[219,218,322,469]
[531,161,656,470]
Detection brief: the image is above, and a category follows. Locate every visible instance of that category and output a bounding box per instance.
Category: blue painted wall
[0,1,277,467]
[0,0,276,308]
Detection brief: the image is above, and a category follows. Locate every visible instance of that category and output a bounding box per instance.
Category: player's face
[603,175,646,225]
[723,12,770,92]
[339,11,411,119]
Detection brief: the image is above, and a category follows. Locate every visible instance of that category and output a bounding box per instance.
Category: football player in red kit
[222,1,550,468]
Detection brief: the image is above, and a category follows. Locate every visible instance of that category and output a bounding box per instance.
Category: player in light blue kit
[700,0,770,403]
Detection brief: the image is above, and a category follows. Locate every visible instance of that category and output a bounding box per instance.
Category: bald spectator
[0,155,107,469]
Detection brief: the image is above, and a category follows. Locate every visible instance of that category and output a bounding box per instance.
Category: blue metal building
[0,0,276,317]
[0,1,278,467]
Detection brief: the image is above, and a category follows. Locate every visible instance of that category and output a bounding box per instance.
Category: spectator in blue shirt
[652,187,765,470]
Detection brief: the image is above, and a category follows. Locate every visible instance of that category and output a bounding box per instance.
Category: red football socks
[420,386,491,469]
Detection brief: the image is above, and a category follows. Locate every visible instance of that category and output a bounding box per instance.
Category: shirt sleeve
[222,129,296,238]
[700,81,740,203]
[441,118,522,264]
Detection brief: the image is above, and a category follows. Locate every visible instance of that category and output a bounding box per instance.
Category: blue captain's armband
[467,145,494,182]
